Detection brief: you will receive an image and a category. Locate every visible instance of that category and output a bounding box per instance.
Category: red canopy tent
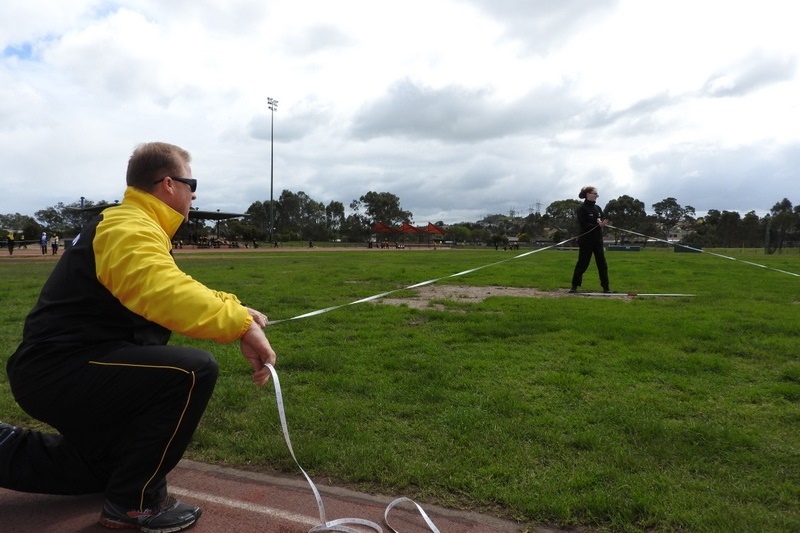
[399,221,423,234]
[424,222,447,235]
[371,222,398,248]
[371,222,397,234]
[397,221,424,247]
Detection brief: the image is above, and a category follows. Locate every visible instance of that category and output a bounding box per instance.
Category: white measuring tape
[263,364,441,533]
[608,225,800,277]
[269,237,576,325]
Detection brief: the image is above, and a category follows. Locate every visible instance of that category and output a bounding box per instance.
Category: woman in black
[570,186,611,293]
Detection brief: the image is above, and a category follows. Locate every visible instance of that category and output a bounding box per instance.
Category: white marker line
[171,486,319,527]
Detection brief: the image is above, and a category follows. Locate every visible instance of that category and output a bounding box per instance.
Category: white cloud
[703,50,797,97]
[1,0,798,225]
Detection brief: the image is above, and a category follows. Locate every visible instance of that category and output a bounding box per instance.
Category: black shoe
[568,287,578,293]
[0,422,18,448]
[99,496,201,532]
[603,289,613,294]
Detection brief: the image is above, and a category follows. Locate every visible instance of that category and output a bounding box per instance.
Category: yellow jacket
[95,187,252,343]
[15,187,251,355]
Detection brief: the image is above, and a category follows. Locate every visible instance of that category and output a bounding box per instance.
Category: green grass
[1,247,799,532]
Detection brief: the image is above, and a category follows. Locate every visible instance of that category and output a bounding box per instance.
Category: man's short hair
[126,142,191,192]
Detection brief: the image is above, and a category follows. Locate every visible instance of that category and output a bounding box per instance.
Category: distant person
[6,232,13,255]
[570,186,612,293]
[1,142,277,532]
[50,234,59,255]
[39,232,48,255]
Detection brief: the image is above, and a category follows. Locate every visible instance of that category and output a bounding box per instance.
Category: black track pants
[571,239,609,290]
[3,344,219,510]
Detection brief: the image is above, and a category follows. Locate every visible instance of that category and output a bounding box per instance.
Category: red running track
[0,459,568,533]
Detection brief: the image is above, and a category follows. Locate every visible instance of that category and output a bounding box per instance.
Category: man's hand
[240,318,276,387]
[247,307,268,328]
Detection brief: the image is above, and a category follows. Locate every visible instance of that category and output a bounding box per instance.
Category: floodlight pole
[268,97,278,243]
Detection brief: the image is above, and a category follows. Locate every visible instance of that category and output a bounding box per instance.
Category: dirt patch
[377,284,572,310]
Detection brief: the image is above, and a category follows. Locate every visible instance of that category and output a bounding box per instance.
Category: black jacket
[576,200,604,244]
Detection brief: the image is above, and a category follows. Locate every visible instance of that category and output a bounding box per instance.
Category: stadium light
[268,97,278,243]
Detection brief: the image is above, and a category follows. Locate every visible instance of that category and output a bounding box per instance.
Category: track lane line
[171,486,319,527]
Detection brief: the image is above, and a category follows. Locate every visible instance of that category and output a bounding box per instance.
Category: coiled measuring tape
[263,364,441,533]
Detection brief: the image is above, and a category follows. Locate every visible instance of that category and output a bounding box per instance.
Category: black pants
[571,239,609,290]
[3,344,218,510]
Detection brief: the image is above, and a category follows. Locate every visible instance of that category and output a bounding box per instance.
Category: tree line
[2,191,799,252]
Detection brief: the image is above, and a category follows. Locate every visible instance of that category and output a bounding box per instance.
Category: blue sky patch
[3,43,35,60]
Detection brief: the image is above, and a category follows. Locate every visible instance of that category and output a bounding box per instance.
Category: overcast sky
[2,0,798,225]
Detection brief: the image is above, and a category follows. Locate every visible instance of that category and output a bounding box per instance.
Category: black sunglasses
[153,176,197,193]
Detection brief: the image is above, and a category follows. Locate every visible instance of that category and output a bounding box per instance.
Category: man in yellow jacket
[1,142,277,532]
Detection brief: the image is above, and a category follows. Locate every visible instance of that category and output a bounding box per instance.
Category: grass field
[1,246,798,532]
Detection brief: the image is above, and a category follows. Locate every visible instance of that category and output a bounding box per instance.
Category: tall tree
[325,200,345,238]
[358,191,412,227]
[544,199,581,233]
[225,219,261,242]
[694,209,719,246]
[245,200,269,237]
[793,205,800,243]
[652,197,695,241]
[276,190,302,234]
[522,212,546,241]
[341,212,369,243]
[740,211,762,248]
[300,197,327,241]
[603,195,647,244]
[769,198,794,252]
[32,199,115,236]
[717,210,743,247]
[34,206,65,233]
